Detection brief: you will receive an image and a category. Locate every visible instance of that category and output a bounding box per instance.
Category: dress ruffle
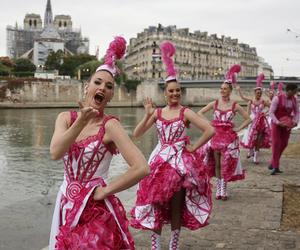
[196,124,245,182]
[55,195,135,250]
[241,113,271,149]
[131,151,212,231]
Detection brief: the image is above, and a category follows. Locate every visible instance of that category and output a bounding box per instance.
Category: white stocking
[169,229,180,250]
[151,232,161,250]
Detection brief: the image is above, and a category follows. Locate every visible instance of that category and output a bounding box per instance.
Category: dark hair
[223,81,233,90]
[286,83,298,92]
[86,70,114,84]
[164,79,179,88]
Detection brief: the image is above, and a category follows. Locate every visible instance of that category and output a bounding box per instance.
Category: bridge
[157,79,300,88]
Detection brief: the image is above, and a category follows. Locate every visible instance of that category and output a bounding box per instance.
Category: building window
[59,21,62,27]
[29,20,32,26]
[34,20,37,27]
[64,22,67,27]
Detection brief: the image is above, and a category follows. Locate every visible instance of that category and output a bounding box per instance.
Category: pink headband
[225,64,241,85]
[160,41,177,82]
[254,73,264,90]
[96,36,126,77]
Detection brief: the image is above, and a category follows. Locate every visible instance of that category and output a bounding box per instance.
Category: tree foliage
[45,50,64,70]
[13,58,36,72]
[0,62,10,76]
[59,54,97,77]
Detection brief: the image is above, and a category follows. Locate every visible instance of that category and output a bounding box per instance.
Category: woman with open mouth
[49,36,149,250]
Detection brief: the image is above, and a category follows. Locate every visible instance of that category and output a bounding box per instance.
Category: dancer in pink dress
[49,37,149,250]
[268,83,299,175]
[237,73,271,164]
[197,65,251,201]
[130,41,215,250]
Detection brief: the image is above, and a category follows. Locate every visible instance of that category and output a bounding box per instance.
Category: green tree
[76,60,101,80]
[45,50,64,70]
[0,62,10,76]
[60,54,97,77]
[123,75,141,92]
[13,58,36,72]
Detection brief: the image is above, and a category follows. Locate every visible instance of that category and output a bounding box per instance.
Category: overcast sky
[0,0,300,76]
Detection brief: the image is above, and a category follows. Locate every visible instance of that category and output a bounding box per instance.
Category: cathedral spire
[44,0,53,27]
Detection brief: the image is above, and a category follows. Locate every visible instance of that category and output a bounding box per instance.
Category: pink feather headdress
[160,41,177,82]
[96,36,127,77]
[225,64,241,85]
[270,81,276,91]
[255,73,264,90]
[278,82,284,94]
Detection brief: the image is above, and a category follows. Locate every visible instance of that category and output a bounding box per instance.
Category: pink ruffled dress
[241,100,271,149]
[49,111,135,250]
[131,107,212,231]
[196,100,245,182]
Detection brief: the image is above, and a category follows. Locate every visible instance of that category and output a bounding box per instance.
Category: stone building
[257,57,274,79]
[124,24,273,81]
[6,0,89,66]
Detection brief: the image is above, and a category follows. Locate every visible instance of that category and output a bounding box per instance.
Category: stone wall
[0,79,260,106]
[136,81,256,106]
[0,79,136,104]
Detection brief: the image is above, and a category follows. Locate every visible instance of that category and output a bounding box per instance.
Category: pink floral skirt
[131,151,212,231]
[55,195,135,250]
[241,113,271,149]
[196,126,245,182]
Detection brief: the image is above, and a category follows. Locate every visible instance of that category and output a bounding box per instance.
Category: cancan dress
[131,107,212,231]
[49,111,135,250]
[196,100,245,182]
[241,100,271,149]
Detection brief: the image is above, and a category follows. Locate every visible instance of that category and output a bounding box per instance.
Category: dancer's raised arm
[133,97,156,138]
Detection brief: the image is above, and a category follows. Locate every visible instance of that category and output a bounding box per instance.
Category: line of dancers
[48,37,299,249]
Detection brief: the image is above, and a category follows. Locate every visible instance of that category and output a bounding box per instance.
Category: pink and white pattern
[131,107,212,231]
[241,100,271,149]
[196,100,245,182]
[49,112,134,250]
